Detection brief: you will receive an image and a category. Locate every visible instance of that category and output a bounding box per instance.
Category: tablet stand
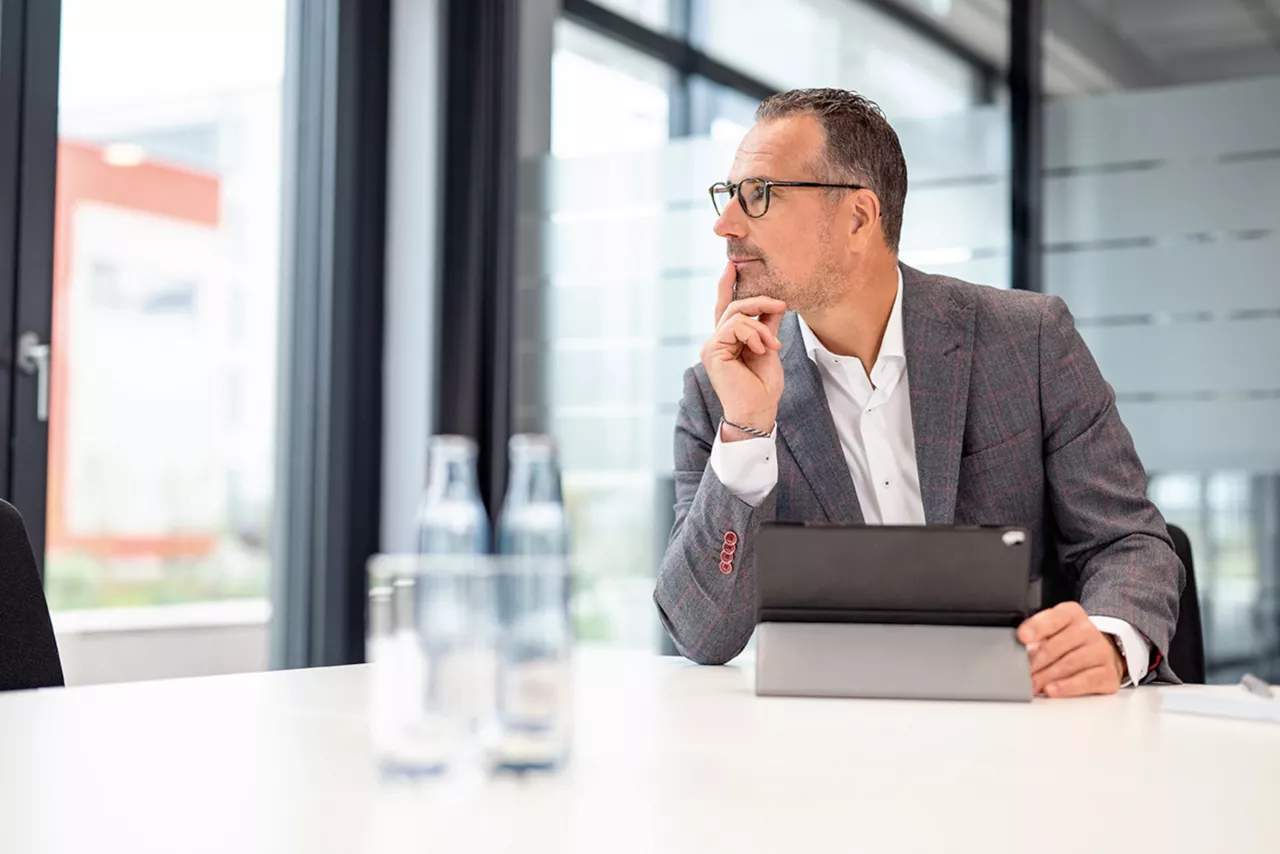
[755,621,1032,702]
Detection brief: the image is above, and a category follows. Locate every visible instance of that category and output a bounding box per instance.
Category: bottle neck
[505,452,561,506]
[425,448,482,503]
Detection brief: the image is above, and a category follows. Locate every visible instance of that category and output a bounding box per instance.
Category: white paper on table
[1161,688,1280,724]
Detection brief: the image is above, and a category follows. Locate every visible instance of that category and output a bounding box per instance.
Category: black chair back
[0,499,64,690]
[1166,524,1206,684]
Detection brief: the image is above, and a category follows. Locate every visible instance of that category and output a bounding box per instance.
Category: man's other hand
[1017,601,1125,698]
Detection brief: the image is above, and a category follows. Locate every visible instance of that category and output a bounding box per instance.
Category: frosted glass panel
[1043,76,1280,473]
[1043,78,1280,168]
[1080,322,1280,397]
[1044,162,1280,243]
[1119,402,1280,473]
[1046,239,1280,319]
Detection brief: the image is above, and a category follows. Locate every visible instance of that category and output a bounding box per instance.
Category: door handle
[16,331,50,423]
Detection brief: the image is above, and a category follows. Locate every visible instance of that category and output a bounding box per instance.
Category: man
[654,88,1184,696]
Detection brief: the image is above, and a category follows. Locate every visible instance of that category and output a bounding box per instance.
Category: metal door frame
[0,0,61,569]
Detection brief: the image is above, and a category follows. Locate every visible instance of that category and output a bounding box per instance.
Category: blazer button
[719,559,733,574]
[720,547,733,562]
[724,531,738,547]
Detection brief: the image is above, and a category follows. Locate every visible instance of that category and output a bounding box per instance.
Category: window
[689,77,757,142]
[552,19,674,158]
[698,0,979,119]
[47,0,286,614]
[589,0,682,36]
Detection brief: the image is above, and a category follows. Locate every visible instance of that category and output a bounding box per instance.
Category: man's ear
[849,189,882,245]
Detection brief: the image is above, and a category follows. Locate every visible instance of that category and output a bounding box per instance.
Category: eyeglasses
[708,177,866,219]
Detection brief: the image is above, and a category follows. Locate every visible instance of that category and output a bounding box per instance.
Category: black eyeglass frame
[708,177,867,218]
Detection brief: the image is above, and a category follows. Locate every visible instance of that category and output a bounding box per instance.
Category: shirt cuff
[1088,616,1152,687]
[708,424,778,508]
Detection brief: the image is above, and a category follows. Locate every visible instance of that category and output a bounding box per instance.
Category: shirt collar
[796,267,906,366]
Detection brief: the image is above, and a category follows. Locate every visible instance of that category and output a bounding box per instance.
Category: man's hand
[701,262,787,438]
[1017,601,1125,698]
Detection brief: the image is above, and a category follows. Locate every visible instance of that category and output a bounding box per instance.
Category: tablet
[755,523,1034,628]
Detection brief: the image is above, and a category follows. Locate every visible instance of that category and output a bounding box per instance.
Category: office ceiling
[888,0,1280,93]
[1075,0,1280,84]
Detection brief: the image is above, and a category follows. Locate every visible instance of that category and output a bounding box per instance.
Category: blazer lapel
[776,313,864,524]
[901,264,975,525]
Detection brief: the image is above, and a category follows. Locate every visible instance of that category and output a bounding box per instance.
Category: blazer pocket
[959,427,1037,476]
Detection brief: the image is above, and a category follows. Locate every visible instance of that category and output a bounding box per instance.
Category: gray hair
[755,88,908,252]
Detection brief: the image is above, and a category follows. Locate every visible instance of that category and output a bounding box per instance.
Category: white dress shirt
[709,270,1152,686]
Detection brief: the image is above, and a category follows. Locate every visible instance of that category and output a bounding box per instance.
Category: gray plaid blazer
[655,264,1184,682]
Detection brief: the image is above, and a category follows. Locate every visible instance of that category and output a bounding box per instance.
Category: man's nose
[713,202,747,240]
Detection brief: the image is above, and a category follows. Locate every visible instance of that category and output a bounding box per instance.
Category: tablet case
[754,524,1035,702]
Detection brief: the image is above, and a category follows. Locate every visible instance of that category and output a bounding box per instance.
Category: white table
[0,652,1277,854]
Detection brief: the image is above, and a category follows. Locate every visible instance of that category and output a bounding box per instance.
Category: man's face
[714,115,848,312]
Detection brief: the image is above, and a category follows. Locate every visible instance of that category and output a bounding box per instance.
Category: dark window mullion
[0,0,29,496]
[272,0,389,670]
[1009,0,1043,293]
[0,0,61,563]
[666,0,692,136]
[562,0,774,102]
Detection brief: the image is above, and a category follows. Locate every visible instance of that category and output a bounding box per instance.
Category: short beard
[732,231,843,312]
